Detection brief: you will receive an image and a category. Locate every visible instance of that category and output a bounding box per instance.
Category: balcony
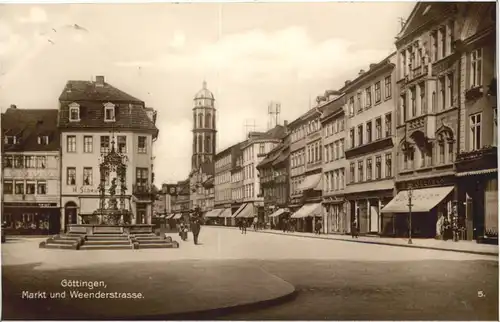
[132,184,155,197]
[406,114,436,140]
[465,86,484,102]
[455,146,498,173]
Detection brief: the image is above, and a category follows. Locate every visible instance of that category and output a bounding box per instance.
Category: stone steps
[47,239,77,245]
[84,240,132,246]
[80,244,134,250]
[43,243,77,250]
[138,242,178,249]
[86,235,128,241]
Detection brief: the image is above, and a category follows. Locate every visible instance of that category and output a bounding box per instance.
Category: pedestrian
[282,219,287,233]
[190,214,202,245]
[436,214,444,240]
[316,220,323,235]
[242,220,247,234]
[253,217,258,231]
[351,219,358,238]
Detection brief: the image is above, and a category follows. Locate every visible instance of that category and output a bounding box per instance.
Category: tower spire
[202,80,207,89]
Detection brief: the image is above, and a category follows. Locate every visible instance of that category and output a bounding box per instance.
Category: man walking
[190,213,202,245]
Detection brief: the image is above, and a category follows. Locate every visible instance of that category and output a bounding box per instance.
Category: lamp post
[407,185,414,245]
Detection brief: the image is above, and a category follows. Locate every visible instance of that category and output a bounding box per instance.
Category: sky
[0,1,416,185]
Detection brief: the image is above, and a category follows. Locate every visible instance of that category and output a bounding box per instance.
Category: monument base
[67,224,155,235]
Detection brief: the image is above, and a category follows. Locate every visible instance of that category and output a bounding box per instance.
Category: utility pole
[243,119,257,139]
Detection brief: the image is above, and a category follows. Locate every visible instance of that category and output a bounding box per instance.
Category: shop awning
[297,173,322,191]
[236,204,255,218]
[269,208,288,218]
[173,213,183,219]
[456,168,497,177]
[219,208,233,218]
[290,203,322,218]
[381,186,454,213]
[205,209,224,218]
[167,214,175,219]
[232,203,247,217]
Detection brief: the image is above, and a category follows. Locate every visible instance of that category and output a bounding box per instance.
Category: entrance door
[370,200,379,233]
[64,202,77,232]
[137,204,147,224]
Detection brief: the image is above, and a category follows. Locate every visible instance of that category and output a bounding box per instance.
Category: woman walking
[351,219,358,238]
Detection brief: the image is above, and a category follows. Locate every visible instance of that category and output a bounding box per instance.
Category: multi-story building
[454,2,497,242]
[343,55,397,236]
[382,2,497,240]
[289,92,338,232]
[210,143,240,223]
[58,76,158,229]
[234,125,286,221]
[189,161,214,212]
[171,179,190,221]
[153,183,172,218]
[256,132,290,228]
[1,106,61,235]
[230,144,245,226]
[320,94,348,234]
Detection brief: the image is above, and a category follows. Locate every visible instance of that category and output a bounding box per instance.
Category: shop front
[381,185,455,238]
[323,197,348,234]
[290,202,322,233]
[347,190,393,235]
[2,202,61,235]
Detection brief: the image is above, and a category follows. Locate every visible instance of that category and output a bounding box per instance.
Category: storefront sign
[71,186,99,194]
[3,202,58,208]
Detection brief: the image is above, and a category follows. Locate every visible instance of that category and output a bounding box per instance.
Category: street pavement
[2,226,498,320]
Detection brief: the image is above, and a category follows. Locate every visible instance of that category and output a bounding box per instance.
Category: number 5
[478,291,485,298]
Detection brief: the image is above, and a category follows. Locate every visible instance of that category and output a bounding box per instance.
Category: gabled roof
[1,107,60,152]
[396,2,457,44]
[59,80,142,102]
[321,95,347,123]
[257,143,286,169]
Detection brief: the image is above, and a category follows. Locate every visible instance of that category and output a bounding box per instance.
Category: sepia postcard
[0,1,498,320]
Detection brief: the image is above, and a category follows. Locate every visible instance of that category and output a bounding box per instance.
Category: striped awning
[297,173,322,191]
[269,208,288,218]
[381,186,454,213]
[236,203,255,218]
[290,203,322,218]
[456,168,497,177]
[219,208,233,218]
[232,203,247,217]
[205,209,224,218]
[173,213,183,219]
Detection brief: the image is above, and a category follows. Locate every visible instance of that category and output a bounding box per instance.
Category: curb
[209,226,499,257]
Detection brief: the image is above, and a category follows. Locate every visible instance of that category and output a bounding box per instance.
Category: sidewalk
[216,226,498,256]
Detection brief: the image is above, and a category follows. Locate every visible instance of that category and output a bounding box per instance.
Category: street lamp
[407,185,414,245]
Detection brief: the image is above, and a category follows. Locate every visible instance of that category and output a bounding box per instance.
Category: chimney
[95,76,105,87]
[283,120,289,134]
[9,104,17,109]
[358,69,365,75]
[145,107,155,122]
[345,80,351,86]
[369,63,377,69]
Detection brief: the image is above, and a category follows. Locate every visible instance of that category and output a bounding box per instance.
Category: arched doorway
[64,201,78,231]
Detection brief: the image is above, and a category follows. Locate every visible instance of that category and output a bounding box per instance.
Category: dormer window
[4,136,16,145]
[104,102,116,122]
[69,102,80,122]
[37,136,49,145]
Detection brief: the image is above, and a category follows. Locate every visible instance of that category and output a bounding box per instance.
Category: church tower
[192,81,216,170]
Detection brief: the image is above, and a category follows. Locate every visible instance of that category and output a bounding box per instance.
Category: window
[357,161,364,182]
[375,117,382,140]
[118,136,127,153]
[438,135,445,164]
[69,103,80,122]
[357,92,363,113]
[365,86,372,108]
[36,156,46,168]
[339,118,345,131]
[3,156,12,168]
[67,167,76,185]
[494,108,498,147]
[26,182,36,195]
[471,49,483,88]
[14,155,23,168]
[335,141,339,160]
[104,104,115,122]
[440,27,446,58]
[37,181,47,195]
[366,158,372,180]
[198,114,203,128]
[25,156,35,168]
[384,76,392,99]
[357,125,363,146]
[431,31,438,61]
[206,113,212,129]
[67,135,76,152]
[3,180,13,194]
[400,93,407,124]
[410,86,417,117]
[385,113,392,137]
[15,181,24,194]
[83,167,93,186]
[374,82,381,103]
[385,153,392,178]
[100,136,110,153]
[136,168,149,189]
[401,51,407,77]
[83,136,93,153]
[439,76,446,110]
[259,143,265,155]
[339,169,344,189]
[340,139,344,158]
[138,136,147,153]
[375,156,382,179]
[325,146,330,163]
[448,21,454,55]
[349,162,355,183]
[348,97,354,116]
[349,128,355,148]
[37,136,49,145]
[447,73,454,108]
[366,121,372,143]
[4,136,15,145]
[419,82,426,114]
[470,113,482,150]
